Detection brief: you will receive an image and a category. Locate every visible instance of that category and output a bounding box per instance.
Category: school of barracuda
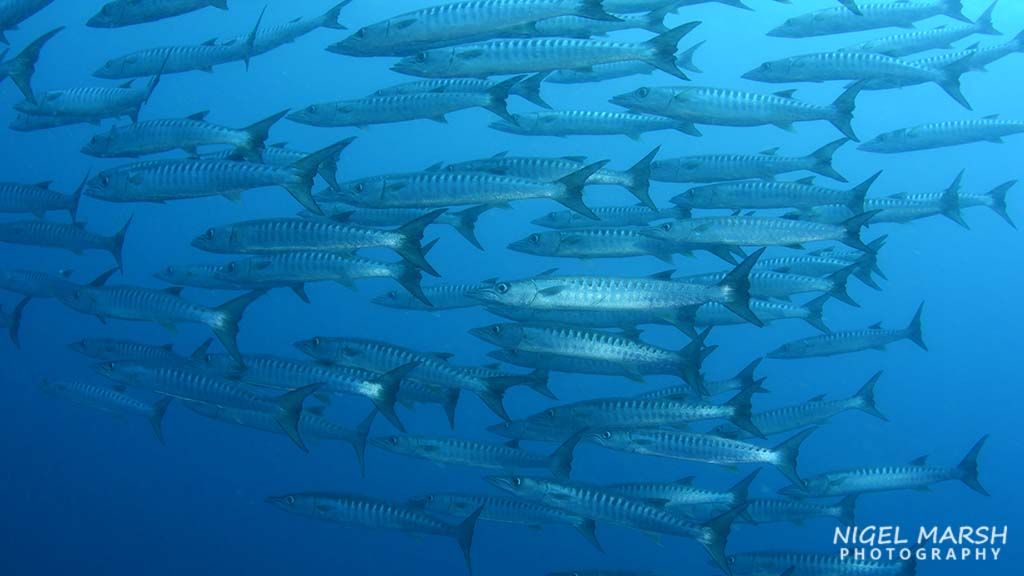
[1,0,1012,574]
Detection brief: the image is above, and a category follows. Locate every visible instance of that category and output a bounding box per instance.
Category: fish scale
[741,497,853,525]
[88,0,228,28]
[98,362,284,413]
[492,110,694,138]
[0,219,123,264]
[727,550,913,576]
[68,338,181,363]
[450,155,635,188]
[194,218,407,254]
[0,181,78,218]
[770,0,968,38]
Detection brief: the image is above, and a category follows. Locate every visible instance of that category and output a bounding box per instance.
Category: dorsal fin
[430,352,454,361]
[674,476,696,485]
[189,338,213,361]
[119,80,134,89]
[868,322,883,329]
[201,38,218,46]
[34,180,52,189]
[760,147,779,156]
[774,89,797,99]
[537,268,559,277]
[307,405,326,416]
[88,267,119,287]
[909,455,928,465]
[795,176,816,185]
[982,114,1000,120]
[161,343,175,351]
[269,142,288,148]
[162,287,184,296]
[807,394,827,402]
[648,269,676,280]
[186,111,210,121]
[504,439,520,449]
[490,151,508,159]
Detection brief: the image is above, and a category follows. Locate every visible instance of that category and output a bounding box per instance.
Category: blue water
[1,1,1020,574]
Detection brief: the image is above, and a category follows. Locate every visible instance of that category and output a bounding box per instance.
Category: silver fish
[727,550,914,576]
[88,0,228,28]
[740,495,858,526]
[673,172,879,213]
[507,226,694,264]
[371,434,577,478]
[67,337,184,363]
[767,303,926,359]
[223,2,349,57]
[642,212,877,252]
[0,173,83,221]
[651,138,850,183]
[844,1,999,57]
[604,469,759,521]
[695,297,832,334]
[17,72,162,122]
[546,42,703,83]
[768,0,970,38]
[0,217,131,267]
[205,141,342,191]
[490,110,701,140]
[0,0,53,44]
[0,268,76,299]
[38,378,171,443]
[371,73,551,109]
[372,279,495,312]
[860,114,1024,153]
[637,357,764,400]
[678,266,859,307]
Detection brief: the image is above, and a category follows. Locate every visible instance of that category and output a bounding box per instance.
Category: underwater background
[0,1,1020,575]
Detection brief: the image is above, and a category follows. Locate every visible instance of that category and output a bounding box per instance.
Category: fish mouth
[464,287,496,304]
[264,495,287,506]
[740,70,759,81]
[468,326,502,345]
[506,239,533,253]
[324,42,353,55]
[368,437,396,450]
[776,484,806,497]
[285,111,313,124]
[856,141,882,151]
[487,121,517,133]
[484,476,516,492]
[608,94,632,108]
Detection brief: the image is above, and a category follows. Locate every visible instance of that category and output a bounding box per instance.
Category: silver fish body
[88,0,227,28]
[38,378,170,442]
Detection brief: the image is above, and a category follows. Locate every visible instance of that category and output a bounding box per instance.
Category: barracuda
[304,203,491,250]
[86,138,353,214]
[0,268,76,299]
[288,76,522,127]
[371,73,551,109]
[586,427,815,484]
[546,43,703,83]
[373,279,493,312]
[743,50,974,110]
[695,296,832,333]
[471,323,713,392]
[215,248,434,306]
[768,303,926,359]
[294,336,552,421]
[330,162,607,220]
[88,0,228,28]
[0,26,61,103]
[391,23,700,80]
[530,5,674,38]
[651,138,850,183]
[845,1,999,57]
[642,212,877,252]
[190,209,441,276]
[92,359,319,450]
[469,250,765,337]
[153,262,249,291]
[756,246,884,291]
[604,470,759,521]
[371,433,578,478]
[0,216,131,267]
[674,171,880,213]
[727,550,914,576]
[638,357,764,400]
[0,172,83,221]
[192,351,414,432]
[60,269,263,365]
[67,337,184,363]
[185,403,375,475]
[407,492,601,551]
[206,142,342,191]
[860,115,1024,153]
[9,112,105,132]
[490,110,701,142]
[82,109,288,161]
[39,379,171,443]
[486,474,745,576]
[507,227,702,264]
[533,204,686,229]
[713,372,886,439]
[448,148,661,209]
[680,265,859,307]
[612,84,860,141]
[266,492,483,574]
[221,2,350,56]
[329,0,620,57]
[17,70,162,122]
[740,495,858,526]
[0,0,53,44]
[768,0,969,38]
[779,435,989,498]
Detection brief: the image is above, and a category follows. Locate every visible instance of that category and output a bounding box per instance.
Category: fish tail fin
[625,146,660,210]
[836,494,858,526]
[846,169,880,213]
[484,368,556,400]
[944,0,971,23]
[209,0,229,9]
[938,54,974,110]
[904,302,927,351]
[350,409,377,477]
[577,0,620,22]
[679,327,713,395]
[142,54,168,109]
[939,170,969,229]
[839,0,862,15]
[8,296,29,349]
[238,109,289,161]
[555,161,607,220]
[287,137,355,214]
[211,289,266,366]
[729,469,760,505]
[547,432,582,480]
[9,26,63,104]
[574,518,604,552]
[449,204,491,250]
[853,371,887,421]
[477,384,510,421]
[442,388,461,430]
[642,3,676,34]
[975,0,1001,35]
[803,294,831,333]
[734,357,765,390]
[956,434,990,496]
[807,138,849,182]
[109,213,133,270]
[643,22,701,81]
[148,396,173,445]
[719,247,766,327]
[1014,27,1024,52]
[394,209,446,277]
[771,427,816,485]
[320,0,353,30]
[272,383,322,452]
[839,210,878,252]
[370,362,418,433]
[726,383,764,438]
[701,504,746,576]
[454,506,484,575]
[826,264,859,307]
[485,75,523,124]
[514,72,551,109]
[243,6,266,69]
[829,82,862,141]
[853,252,882,290]
[985,180,1016,228]
[722,0,754,10]
[394,251,432,308]
[866,235,888,278]
[68,170,88,223]
[677,39,705,73]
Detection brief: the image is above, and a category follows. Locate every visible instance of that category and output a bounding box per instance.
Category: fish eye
[355,183,364,192]
[491,325,502,334]
[166,266,174,274]
[205,229,215,239]
[355,28,366,38]
[635,87,649,98]
[100,175,109,185]
[802,479,809,487]
[308,105,318,113]
[227,263,236,273]
[312,337,321,347]
[73,289,81,298]
[90,136,98,144]
[387,291,398,299]
[426,495,434,502]
[415,52,427,63]
[602,431,612,439]
[728,557,736,565]
[528,234,540,243]
[286,496,295,505]
[513,478,522,486]
[660,222,673,231]
[544,409,555,418]
[761,62,772,71]
[496,282,510,294]
[106,362,115,371]
[501,422,510,430]
[389,437,398,445]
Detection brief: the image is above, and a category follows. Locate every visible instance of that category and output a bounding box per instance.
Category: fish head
[488,117,526,135]
[12,99,41,114]
[777,475,824,497]
[94,53,138,79]
[287,102,347,126]
[154,264,203,286]
[409,493,467,515]
[719,553,769,574]
[466,279,520,306]
[36,378,62,395]
[741,58,793,82]
[525,405,570,427]
[293,336,344,364]
[59,285,100,315]
[766,12,817,38]
[332,177,386,206]
[857,128,907,153]
[392,49,449,77]
[327,22,394,57]
[371,289,413,309]
[610,86,675,114]
[215,259,263,283]
[90,360,143,384]
[485,475,549,499]
[766,340,808,359]
[81,131,116,157]
[190,224,237,253]
[507,231,560,256]
[86,2,124,28]
[639,219,693,243]
[532,210,573,228]
[264,493,319,515]
[369,434,418,454]
[670,187,700,209]
[585,429,632,450]
[469,323,525,348]
[486,419,527,439]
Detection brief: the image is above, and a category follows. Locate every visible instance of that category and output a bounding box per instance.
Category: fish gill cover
[0,0,1019,575]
